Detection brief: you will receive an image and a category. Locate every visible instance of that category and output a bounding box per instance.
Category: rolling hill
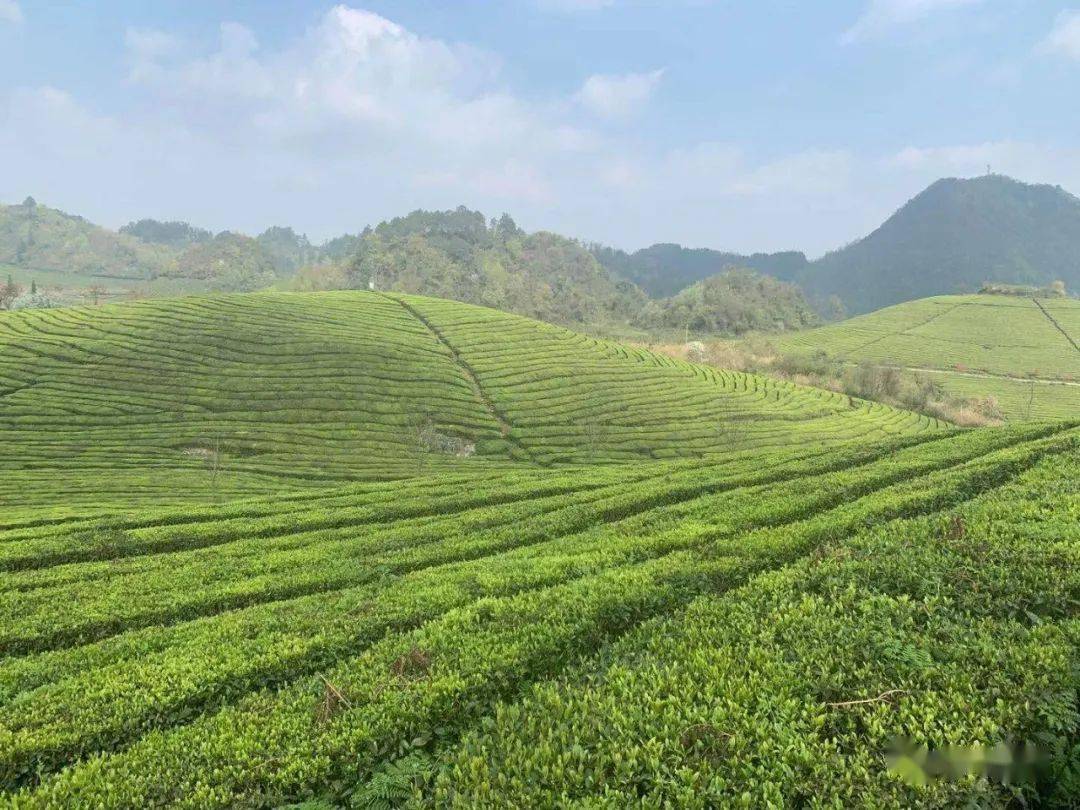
[0,291,1077,806]
[0,291,942,518]
[800,175,1080,314]
[771,293,1080,421]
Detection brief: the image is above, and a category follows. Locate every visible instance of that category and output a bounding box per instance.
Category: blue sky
[2,1,1079,255]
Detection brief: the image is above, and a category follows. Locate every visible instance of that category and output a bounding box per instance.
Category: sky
[2,1,1079,256]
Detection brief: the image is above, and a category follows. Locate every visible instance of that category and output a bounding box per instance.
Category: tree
[0,275,22,310]
[30,280,37,295]
[401,404,438,474]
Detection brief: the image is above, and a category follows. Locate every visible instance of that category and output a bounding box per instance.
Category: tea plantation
[0,291,940,519]
[773,294,1080,421]
[0,292,1076,807]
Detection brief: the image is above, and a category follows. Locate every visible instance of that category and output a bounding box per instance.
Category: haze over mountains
[2,174,1077,324]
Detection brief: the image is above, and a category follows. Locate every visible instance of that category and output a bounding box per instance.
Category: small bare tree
[402,404,438,474]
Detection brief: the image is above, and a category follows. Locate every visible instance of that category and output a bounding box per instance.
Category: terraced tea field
[0,292,1076,807]
[773,294,1080,421]
[0,291,941,519]
[0,422,1076,807]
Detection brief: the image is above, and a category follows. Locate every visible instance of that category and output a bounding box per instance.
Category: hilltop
[800,175,1080,314]
[596,175,1080,318]
[769,293,1080,421]
[0,291,942,517]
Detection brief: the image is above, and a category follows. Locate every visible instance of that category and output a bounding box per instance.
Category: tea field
[773,294,1080,421]
[0,292,1076,807]
[0,291,941,519]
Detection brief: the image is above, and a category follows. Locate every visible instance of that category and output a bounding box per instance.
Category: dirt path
[886,364,1080,388]
[1032,298,1080,354]
[382,294,539,464]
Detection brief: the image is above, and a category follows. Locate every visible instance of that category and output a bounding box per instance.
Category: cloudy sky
[1,1,1079,255]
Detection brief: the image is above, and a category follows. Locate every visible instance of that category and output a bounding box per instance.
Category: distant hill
[800,175,1080,314]
[0,198,174,279]
[119,219,213,249]
[593,243,809,298]
[339,208,648,327]
[642,269,820,335]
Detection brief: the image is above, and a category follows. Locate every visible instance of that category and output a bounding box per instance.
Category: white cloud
[0,0,22,24]
[575,69,664,118]
[1040,9,1080,61]
[842,0,982,43]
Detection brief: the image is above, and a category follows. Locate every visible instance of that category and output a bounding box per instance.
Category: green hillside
[0,291,942,518]
[0,422,1075,806]
[772,294,1080,421]
[801,175,1080,314]
[0,198,173,280]
[1,291,1077,806]
[593,242,809,298]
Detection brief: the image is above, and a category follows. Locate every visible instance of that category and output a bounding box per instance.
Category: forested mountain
[641,269,820,334]
[798,175,1080,314]
[593,176,1080,316]
[14,175,1075,326]
[170,232,278,292]
[0,198,174,278]
[342,208,647,326]
[119,219,212,249]
[593,243,809,298]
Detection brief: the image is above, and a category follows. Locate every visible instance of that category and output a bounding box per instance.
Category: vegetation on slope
[640,269,820,336]
[0,423,1074,806]
[119,219,212,250]
[767,294,1080,422]
[168,232,278,291]
[335,208,647,327]
[0,198,173,279]
[801,175,1080,314]
[0,291,942,518]
[592,242,810,299]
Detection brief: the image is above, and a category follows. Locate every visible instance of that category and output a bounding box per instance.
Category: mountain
[800,175,1080,314]
[593,242,809,298]
[341,208,648,327]
[642,269,820,335]
[170,231,278,291]
[0,198,174,279]
[119,219,213,249]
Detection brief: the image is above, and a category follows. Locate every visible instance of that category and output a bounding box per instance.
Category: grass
[0,290,1075,807]
[770,294,1080,421]
[0,291,943,519]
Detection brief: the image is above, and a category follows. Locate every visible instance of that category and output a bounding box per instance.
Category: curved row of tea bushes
[0,291,946,515]
[428,446,1079,808]
[1,424,1073,807]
